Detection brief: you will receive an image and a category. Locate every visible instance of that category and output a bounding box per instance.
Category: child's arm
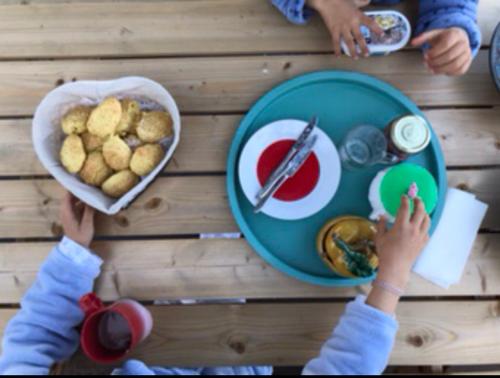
[302,295,398,375]
[0,193,100,375]
[303,196,430,375]
[271,0,382,58]
[411,0,481,76]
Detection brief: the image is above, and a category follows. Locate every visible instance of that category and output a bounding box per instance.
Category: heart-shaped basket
[32,76,181,215]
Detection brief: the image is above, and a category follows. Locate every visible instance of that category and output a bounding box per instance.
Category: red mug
[79,293,153,363]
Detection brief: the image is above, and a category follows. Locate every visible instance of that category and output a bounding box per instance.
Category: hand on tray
[60,191,96,248]
[412,27,473,76]
[308,0,383,58]
[366,196,430,314]
[375,196,430,290]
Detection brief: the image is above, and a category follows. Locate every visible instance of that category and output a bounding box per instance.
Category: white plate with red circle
[238,119,341,220]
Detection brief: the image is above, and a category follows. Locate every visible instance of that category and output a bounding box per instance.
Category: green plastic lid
[391,115,431,154]
[380,163,438,218]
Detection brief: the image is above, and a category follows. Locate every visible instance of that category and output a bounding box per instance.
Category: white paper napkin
[412,188,489,289]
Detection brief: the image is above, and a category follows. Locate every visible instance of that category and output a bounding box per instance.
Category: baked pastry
[116,99,142,135]
[60,134,86,173]
[130,144,164,176]
[101,170,139,198]
[368,163,438,222]
[136,111,173,143]
[81,131,105,152]
[102,135,132,171]
[87,97,122,138]
[79,151,113,186]
[61,106,91,135]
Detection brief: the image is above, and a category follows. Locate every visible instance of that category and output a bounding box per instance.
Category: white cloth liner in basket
[32,76,181,215]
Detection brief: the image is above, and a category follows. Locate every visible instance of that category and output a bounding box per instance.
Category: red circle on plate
[257,139,320,202]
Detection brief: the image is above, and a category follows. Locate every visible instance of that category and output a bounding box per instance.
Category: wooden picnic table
[0,0,499,374]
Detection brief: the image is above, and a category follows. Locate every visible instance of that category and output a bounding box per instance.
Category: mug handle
[379,152,400,165]
[79,293,104,318]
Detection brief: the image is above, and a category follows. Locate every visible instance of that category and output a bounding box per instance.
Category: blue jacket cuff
[415,1,481,57]
[348,295,399,331]
[52,237,103,279]
[272,0,313,25]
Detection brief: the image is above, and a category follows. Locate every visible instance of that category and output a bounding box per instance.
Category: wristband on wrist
[372,279,405,297]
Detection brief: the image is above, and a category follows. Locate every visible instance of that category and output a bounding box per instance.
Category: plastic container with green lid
[369,163,438,222]
[387,114,431,158]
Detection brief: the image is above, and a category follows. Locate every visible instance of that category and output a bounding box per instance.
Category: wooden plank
[0,51,496,118]
[39,300,500,367]
[2,301,500,370]
[426,108,500,168]
[447,169,499,230]
[0,176,233,238]
[0,234,498,303]
[0,0,495,59]
[2,108,499,176]
[3,301,500,367]
[0,169,497,239]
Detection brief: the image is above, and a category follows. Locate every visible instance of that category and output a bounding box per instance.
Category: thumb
[362,15,383,35]
[411,29,443,47]
[376,216,387,236]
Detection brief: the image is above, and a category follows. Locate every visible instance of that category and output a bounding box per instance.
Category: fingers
[342,27,358,59]
[62,191,72,211]
[363,15,383,36]
[82,205,95,229]
[411,29,443,47]
[420,214,431,234]
[331,28,342,57]
[74,199,85,219]
[418,28,472,76]
[352,24,369,57]
[425,43,463,68]
[410,197,426,226]
[376,216,387,236]
[430,50,471,75]
[395,195,410,226]
[60,191,77,223]
[426,39,458,61]
[453,56,472,76]
[426,28,468,61]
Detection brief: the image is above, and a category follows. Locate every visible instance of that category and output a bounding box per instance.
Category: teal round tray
[227,71,447,287]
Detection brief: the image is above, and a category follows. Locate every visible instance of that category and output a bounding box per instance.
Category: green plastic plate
[226,71,447,286]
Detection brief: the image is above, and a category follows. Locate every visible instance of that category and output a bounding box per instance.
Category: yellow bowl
[316,216,378,278]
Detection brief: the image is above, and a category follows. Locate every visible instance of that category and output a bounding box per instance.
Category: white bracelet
[372,279,405,297]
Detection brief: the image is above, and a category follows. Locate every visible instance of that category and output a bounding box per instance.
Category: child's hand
[60,191,96,248]
[375,196,430,289]
[411,27,472,76]
[308,0,383,58]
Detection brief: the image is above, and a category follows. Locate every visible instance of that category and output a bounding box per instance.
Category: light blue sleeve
[113,360,273,375]
[415,0,481,57]
[302,295,398,375]
[0,237,102,375]
[271,0,314,25]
